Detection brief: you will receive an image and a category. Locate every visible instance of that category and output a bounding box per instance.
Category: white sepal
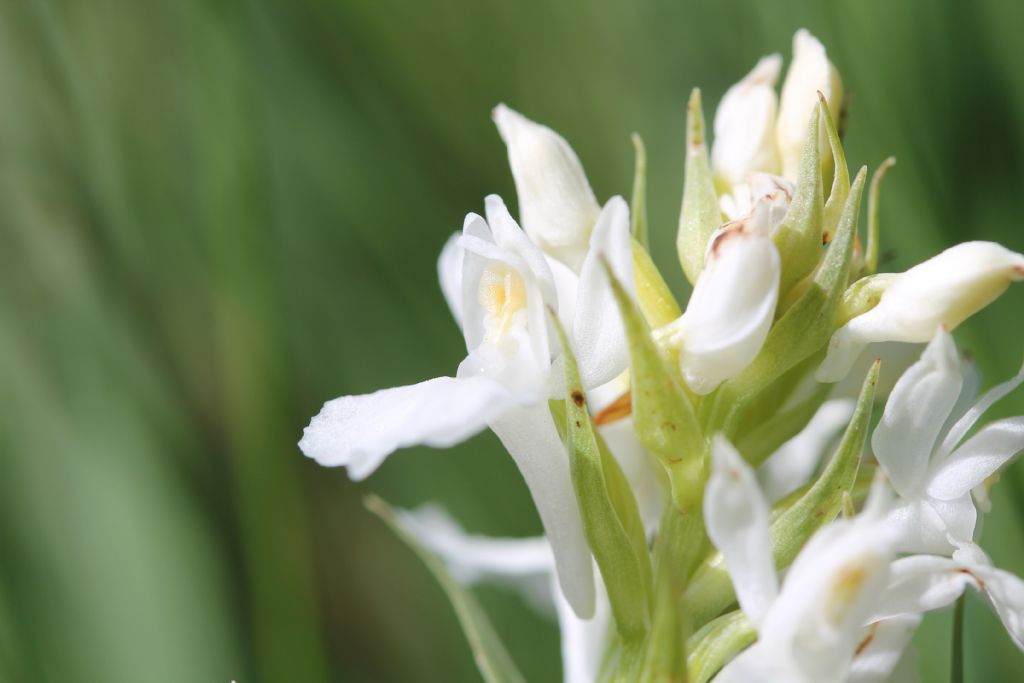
[438,231,465,325]
[927,417,1024,501]
[776,28,843,181]
[711,54,783,191]
[870,329,962,499]
[572,196,635,389]
[493,104,601,271]
[818,242,1024,382]
[705,435,779,627]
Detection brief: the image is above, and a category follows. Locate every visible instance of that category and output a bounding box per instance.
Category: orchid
[708,446,898,683]
[870,328,1024,554]
[304,27,1024,683]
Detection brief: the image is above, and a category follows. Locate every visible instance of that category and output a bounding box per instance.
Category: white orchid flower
[301,194,635,617]
[493,104,602,272]
[871,543,1024,650]
[818,241,1024,382]
[711,55,783,194]
[707,437,897,683]
[776,28,843,181]
[658,199,781,395]
[870,328,1024,554]
[396,504,611,683]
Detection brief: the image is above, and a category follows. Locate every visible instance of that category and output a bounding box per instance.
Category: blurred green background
[1,0,1023,681]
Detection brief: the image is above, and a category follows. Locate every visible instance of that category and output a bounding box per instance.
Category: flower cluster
[301,29,1024,683]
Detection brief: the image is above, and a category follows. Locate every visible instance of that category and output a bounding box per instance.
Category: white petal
[882,498,973,556]
[776,29,843,180]
[438,231,465,326]
[483,194,558,310]
[299,375,517,479]
[493,104,601,271]
[870,329,962,498]
[757,480,895,678]
[555,570,611,683]
[938,365,1024,460]
[396,504,555,614]
[928,417,1024,500]
[974,563,1024,649]
[711,54,783,189]
[490,403,596,618]
[931,494,979,548]
[849,615,922,683]
[759,399,855,503]
[671,212,781,395]
[459,205,555,388]
[548,254,580,331]
[705,435,778,627]
[818,242,1024,381]
[872,555,973,621]
[572,196,635,389]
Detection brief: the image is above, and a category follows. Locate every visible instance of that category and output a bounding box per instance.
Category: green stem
[951,595,965,683]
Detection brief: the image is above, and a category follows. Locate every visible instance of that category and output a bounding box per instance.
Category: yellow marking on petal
[478,264,527,341]
[826,562,869,625]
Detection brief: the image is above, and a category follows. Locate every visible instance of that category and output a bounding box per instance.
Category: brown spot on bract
[594,391,632,426]
[571,390,585,408]
[575,420,581,428]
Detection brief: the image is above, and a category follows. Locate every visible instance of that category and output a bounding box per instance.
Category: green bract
[677,88,721,285]
[551,311,652,639]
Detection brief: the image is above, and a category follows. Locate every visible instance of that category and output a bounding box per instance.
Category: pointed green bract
[820,94,850,242]
[770,359,878,565]
[550,311,652,639]
[365,495,527,683]
[631,133,650,250]
[864,157,897,275]
[677,88,722,285]
[735,381,831,467]
[686,610,756,683]
[632,238,683,329]
[685,361,879,629]
[606,263,706,511]
[708,167,868,436]
[772,105,825,296]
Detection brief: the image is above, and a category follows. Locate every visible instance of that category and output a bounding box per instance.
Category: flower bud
[818,241,1024,382]
[711,54,783,192]
[661,201,781,395]
[776,29,843,181]
[493,104,601,271]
